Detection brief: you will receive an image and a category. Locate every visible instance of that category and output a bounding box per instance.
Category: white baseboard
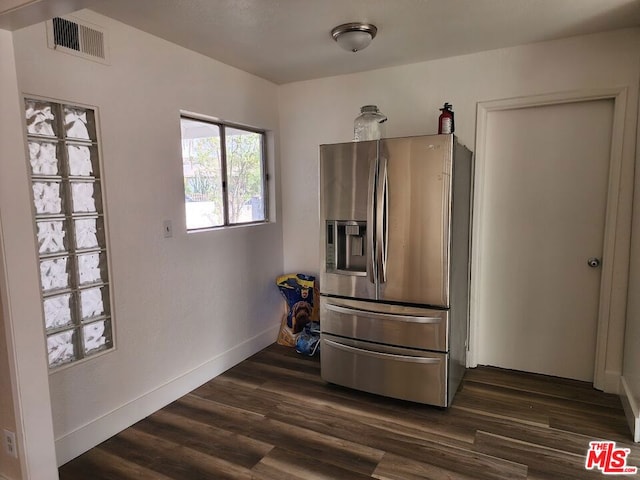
[620,376,640,443]
[55,324,279,466]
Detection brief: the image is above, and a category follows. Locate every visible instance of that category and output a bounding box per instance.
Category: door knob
[587,257,601,268]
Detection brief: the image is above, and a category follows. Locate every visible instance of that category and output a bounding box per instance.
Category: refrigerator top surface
[319,133,458,147]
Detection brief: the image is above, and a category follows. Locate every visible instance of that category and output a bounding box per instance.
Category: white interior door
[476,99,613,382]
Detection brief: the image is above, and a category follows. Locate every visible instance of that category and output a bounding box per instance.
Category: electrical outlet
[3,429,17,458]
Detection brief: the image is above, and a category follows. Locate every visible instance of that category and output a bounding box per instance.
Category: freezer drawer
[321,335,448,406]
[320,296,448,351]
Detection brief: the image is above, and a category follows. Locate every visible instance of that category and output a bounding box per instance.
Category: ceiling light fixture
[331,22,378,53]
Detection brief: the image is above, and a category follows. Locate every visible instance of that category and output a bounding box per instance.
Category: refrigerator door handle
[377,154,389,283]
[325,303,444,324]
[367,154,377,284]
[324,339,442,364]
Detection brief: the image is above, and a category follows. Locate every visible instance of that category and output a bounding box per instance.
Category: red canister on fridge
[438,103,454,134]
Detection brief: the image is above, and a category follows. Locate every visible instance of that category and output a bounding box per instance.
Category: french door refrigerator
[319,134,472,407]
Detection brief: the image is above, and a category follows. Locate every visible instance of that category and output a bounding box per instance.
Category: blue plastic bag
[295,321,320,356]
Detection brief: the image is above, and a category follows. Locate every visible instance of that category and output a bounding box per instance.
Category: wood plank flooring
[59,344,639,479]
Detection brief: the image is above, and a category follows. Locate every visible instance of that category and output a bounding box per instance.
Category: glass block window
[24,98,113,369]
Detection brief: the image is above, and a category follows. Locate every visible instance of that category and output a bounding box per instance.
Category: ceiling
[2,0,640,84]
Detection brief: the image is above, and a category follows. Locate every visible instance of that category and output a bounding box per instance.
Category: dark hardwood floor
[59,344,639,479]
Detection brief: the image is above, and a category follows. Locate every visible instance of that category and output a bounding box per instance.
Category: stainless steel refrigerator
[319,134,472,407]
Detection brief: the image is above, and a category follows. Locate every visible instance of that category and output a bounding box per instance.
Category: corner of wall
[55,323,279,465]
[620,376,640,443]
[603,370,623,395]
[0,27,59,479]
[0,293,21,480]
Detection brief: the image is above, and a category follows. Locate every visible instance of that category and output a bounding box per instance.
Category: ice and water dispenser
[325,220,367,276]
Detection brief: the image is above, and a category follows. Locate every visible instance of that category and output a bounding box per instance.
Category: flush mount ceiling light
[331,22,378,52]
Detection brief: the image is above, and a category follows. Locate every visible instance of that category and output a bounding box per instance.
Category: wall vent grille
[47,16,109,64]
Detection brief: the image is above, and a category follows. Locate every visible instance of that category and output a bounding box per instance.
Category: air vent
[47,16,109,65]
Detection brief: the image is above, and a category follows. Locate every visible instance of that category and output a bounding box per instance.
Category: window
[24,98,113,369]
[180,116,267,230]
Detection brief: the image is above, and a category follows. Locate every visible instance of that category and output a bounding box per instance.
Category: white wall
[0,286,20,479]
[279,28,640,272]
[0,28,58,479]
[10,10,284,465]
[623,87,640,442]
[278,28,639,392]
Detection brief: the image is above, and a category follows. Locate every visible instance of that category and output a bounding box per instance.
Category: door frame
[469,88,631,392]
